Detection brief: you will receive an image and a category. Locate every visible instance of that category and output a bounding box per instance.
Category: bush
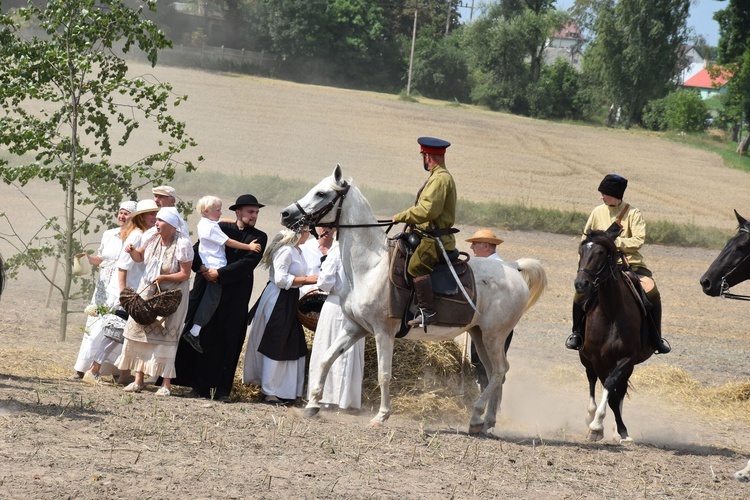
[664,89,710,133]
[643,90,709,133]
[528,58,590,120]
[642,97,669,131]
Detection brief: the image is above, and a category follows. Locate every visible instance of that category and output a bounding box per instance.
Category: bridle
[719,225,750,301]
[290,181,395,237]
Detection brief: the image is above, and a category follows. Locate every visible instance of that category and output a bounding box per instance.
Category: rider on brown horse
[566,174,671,354]
[391,137,456,327]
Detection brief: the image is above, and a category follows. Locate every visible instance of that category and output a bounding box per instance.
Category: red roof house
[682,67,731,99]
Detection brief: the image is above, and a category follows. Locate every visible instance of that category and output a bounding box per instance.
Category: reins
[720,226,750,301]
[293,181,396,237]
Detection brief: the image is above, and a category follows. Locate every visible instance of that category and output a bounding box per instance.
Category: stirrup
[565,332,583,350]
[407,309,436,328]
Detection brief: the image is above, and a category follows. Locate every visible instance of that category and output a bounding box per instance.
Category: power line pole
[445,0,452,37]
[407,1,418,96]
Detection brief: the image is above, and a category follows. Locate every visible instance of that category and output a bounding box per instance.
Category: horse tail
[516,258,546,312]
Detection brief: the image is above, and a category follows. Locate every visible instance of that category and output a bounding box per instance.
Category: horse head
[574,230,618,297]
[280,164,350,231]
[700,210,750,296]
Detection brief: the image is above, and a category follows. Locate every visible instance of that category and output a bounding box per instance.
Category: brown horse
[575,230,654,442]
[700,210,750,482]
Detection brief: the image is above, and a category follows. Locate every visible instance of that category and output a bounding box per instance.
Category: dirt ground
[1,63,750,498]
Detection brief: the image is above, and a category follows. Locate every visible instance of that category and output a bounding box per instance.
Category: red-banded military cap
[418,137,451,155]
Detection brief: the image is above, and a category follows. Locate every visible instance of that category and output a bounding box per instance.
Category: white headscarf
[119,200,137,214]
[156,207,183,232]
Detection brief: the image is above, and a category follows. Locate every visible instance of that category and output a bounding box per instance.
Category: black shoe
[407,310,437,327]
[184,333,203,353]
[655,338,671,354]
[565,332,583,350]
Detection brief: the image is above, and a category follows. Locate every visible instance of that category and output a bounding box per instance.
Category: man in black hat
[172,194,269,401]
[566,174,670,354]
[392,137,457,327]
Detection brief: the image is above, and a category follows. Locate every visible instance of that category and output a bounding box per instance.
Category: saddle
[387,237,476,331]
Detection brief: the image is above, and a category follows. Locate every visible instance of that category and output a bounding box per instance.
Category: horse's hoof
[587,428,604,442]
[368,420,383,428]
[468,423,484,435]
[618,436,633,444]
[303,407,320,418]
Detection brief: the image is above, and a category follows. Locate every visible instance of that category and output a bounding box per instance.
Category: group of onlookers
[74,187,367,410]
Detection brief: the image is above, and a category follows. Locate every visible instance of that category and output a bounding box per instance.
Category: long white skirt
[307,295,365,409]
[73,315,122,376]
[243,283,306,400]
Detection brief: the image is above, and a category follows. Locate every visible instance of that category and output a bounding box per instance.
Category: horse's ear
[734,209,747,226]
[333,164,343,185]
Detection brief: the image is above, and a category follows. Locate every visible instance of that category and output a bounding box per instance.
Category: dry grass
[632,365,750,425]
[229,329,478,421]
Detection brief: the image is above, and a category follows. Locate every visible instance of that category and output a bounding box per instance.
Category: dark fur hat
[598,174,627,199]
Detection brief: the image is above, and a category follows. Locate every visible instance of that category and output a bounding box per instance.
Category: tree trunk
[738,130,750,156]
[730,123,739,142]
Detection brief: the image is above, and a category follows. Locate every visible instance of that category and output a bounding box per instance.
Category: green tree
[582,0,690,128]
[463,0,564,114]
[0,0,198,340]
[409,28,470,102]
[714,0,750,154]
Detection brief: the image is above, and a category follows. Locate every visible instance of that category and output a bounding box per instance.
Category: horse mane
[582,230,618,256]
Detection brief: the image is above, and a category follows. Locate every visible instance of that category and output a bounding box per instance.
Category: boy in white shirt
[185,196,261,353]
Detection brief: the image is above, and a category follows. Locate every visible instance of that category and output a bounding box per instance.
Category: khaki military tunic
[393,164,457,276]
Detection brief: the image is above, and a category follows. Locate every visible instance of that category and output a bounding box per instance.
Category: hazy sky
[459,0,723,46]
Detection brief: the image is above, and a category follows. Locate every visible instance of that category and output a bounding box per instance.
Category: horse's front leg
[584,364,597,426]
[370,331,395,427]
[304,322,366,418]
[587,386,609,442]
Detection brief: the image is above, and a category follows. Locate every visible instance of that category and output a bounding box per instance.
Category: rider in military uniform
[392,137,457,327]
[566,174,671,354]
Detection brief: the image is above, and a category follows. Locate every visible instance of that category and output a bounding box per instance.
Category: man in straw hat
[173,194,268,402]
[392,137,457,327]
[466,228,504,260]
[565,174,670,354]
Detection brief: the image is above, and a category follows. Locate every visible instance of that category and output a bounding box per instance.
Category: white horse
[281,165,547,434]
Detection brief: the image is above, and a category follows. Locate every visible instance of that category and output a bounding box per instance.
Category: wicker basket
[147,285,182,317]
[120,287,158,325]
[297,290,327,331]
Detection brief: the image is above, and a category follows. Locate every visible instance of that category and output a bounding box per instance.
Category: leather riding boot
[646,289,671,354]
[408,275,437,327]
[565,300,586,350]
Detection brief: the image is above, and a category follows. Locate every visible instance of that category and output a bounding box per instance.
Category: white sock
[190,324,201,336]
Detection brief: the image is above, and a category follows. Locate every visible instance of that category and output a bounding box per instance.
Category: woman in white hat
[116,207,193,396]
[74,200,137,381]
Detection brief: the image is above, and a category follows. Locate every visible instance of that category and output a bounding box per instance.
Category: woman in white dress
[74,201,136,379]
[116,207,193,396]
[81,199,158,384]
[307,239,365,410]
[243,228,318,405]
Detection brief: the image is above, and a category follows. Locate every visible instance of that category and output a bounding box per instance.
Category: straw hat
[465,228,503,245]
[130,199,159,218]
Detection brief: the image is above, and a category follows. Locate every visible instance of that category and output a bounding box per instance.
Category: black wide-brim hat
[229,194,265,210]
